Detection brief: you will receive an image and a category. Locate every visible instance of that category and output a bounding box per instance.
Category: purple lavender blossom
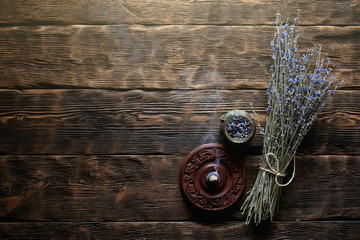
[242,13,342,225]
[226,116,252,140]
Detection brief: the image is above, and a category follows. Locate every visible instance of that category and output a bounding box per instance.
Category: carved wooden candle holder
[179,143,246,211]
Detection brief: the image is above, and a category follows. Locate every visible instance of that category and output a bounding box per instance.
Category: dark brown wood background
[0,1,359,239]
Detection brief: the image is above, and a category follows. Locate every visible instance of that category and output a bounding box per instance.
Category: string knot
[259,152,295,187]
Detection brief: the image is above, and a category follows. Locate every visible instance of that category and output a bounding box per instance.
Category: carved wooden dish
[179,143,246,211]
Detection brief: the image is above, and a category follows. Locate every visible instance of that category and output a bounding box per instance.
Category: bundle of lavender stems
[241,14,342,225]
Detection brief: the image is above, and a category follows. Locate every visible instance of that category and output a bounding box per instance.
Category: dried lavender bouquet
[241,14,342,225]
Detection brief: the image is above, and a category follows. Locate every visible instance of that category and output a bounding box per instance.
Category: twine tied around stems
[259,152,295,187]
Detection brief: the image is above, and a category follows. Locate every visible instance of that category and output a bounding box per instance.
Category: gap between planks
[0,23,359,28]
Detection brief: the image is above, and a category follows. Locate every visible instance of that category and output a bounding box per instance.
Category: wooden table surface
[0,1,359,239]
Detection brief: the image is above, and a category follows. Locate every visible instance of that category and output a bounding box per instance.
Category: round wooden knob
[206,172,220,186]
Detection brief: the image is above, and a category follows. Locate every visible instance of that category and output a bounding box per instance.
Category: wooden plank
[0,89,358,155]
[0,0,359,26]
[0,25,358,90]
[0,221,359,240]
[0,155,358,221]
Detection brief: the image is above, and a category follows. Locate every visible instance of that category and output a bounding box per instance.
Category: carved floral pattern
[181,146,245,210]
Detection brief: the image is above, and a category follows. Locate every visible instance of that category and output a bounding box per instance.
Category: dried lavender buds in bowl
[220,110,256,144]
[227,116,252,139]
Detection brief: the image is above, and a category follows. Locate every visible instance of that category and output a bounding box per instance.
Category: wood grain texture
[0,0,359,26]
[0,89,358,155]
[0,155,358,221]
[0,25,358,90]
[0,221,359,240]
[0,1,359,239]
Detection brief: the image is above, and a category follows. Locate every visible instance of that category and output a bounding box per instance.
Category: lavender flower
[241,14,342,225]
[226,116,252,140]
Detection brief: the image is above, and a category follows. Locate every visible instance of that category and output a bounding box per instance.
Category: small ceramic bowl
[220,110,256,144]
